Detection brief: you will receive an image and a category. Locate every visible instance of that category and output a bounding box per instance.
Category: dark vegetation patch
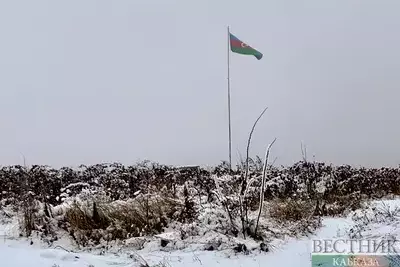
[1,160,399,247]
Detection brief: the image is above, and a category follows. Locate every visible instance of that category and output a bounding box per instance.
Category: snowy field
[2,199,400,267]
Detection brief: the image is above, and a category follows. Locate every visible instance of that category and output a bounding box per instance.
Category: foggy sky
[1,0,400,168]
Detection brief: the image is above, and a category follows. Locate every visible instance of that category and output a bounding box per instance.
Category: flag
[229,33,263,60]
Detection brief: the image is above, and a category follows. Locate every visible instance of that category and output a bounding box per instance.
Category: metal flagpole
[227,26,232,169]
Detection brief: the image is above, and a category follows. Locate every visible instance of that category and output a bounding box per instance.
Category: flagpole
[227,26,232,170]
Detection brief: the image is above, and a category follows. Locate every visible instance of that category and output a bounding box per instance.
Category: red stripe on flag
[230,40,245,48]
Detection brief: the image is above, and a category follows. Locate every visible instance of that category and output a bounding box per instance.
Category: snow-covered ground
[1,198,400,267]
[1,219,348,267]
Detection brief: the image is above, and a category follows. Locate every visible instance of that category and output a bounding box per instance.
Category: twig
[255,138,277,235]
[240,106,268,238]
[301,142,307,162]
[243,106,269,194]
[53,245,72,253]
[271,157,278,167]
[211,176,237,230]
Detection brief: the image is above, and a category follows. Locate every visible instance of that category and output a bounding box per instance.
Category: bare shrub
[347,202,400,239]
[20,192,38,236]
[131,253,171,267]
[377,201,400,220]
[239,106,268,238]
[178,184,197,223]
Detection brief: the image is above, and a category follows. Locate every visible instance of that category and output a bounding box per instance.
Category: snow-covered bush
[2,159,400,250]
[2,160,400,207]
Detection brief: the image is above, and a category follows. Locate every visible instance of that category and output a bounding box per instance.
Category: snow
[0,218,349,267]
[0,212,348,266]
[1,199,399,267]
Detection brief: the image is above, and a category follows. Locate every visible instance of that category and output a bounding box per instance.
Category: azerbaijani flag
[229,32,263,60]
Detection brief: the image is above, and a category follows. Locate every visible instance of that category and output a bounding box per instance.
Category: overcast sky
[0,0,400,168]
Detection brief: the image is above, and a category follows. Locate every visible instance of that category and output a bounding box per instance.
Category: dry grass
[266,198,322,237]
[64,195,184,245]
[268,199,315,223]
[321,193,364,216]
[131,253,172,267]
